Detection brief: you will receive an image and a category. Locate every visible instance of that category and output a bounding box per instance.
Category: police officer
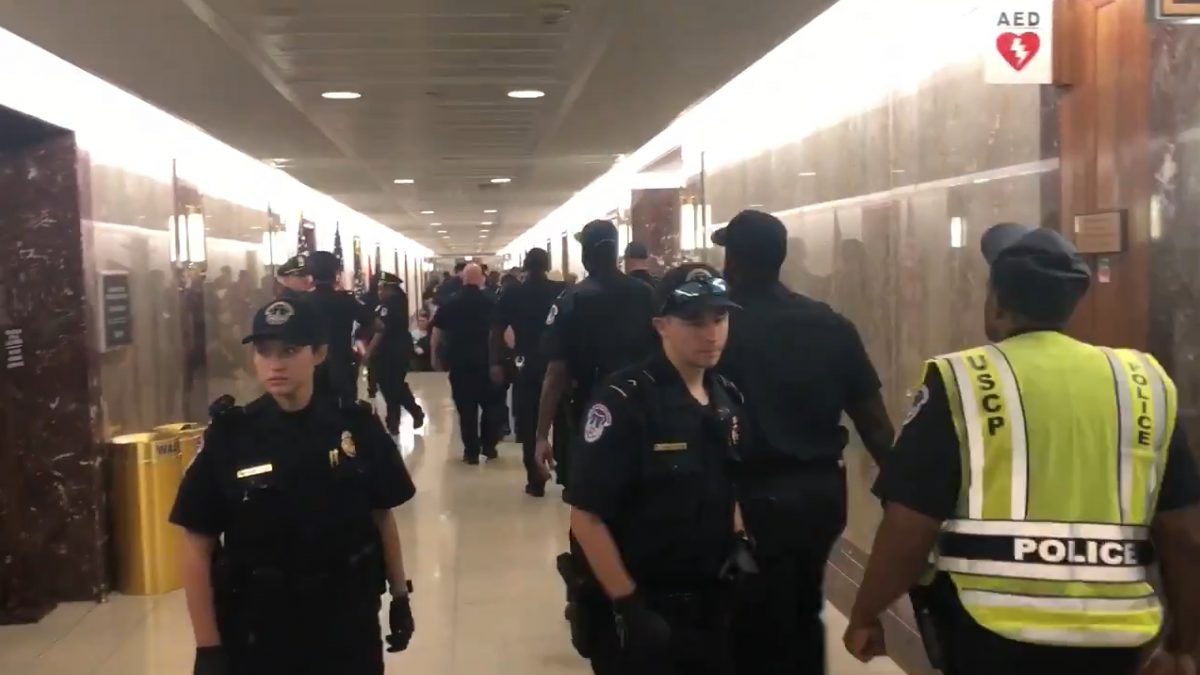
[364,272,425,433]
[171,298,417,675]
[431,263,502,464]
[306,251,375,405]
[623,241,657,287]
[534,220,657,484]
[711,209,895,674]
[275,255,312,301]
[566,263,753,675]
[490,248,565,497]
[846,223,1200,675]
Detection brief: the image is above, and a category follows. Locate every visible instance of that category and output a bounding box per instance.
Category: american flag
[297,214,313,256]
[333,222,344,264]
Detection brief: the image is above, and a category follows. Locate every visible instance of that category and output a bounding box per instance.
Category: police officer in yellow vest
[844,223,1200,675]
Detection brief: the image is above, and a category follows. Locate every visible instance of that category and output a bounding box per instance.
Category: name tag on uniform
[236,463,273,479]
[653,442,688,452]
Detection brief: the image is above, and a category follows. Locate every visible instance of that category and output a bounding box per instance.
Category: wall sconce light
[950,217,966,249]
[168,207,207,265]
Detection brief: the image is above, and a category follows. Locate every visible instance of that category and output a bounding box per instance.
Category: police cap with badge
[276,254,309,278]
[377,271,403,287]
[242,298,327,346]
[982,222,1092,322]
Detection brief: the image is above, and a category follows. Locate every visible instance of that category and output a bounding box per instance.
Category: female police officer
[566,263,754,675]
[170,298,417,675]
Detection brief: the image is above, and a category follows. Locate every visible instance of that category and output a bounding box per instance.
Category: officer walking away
[431,263,502,465]
[491,248,565,497]
[534,220,657,484]
[566,264,755,675]
[846,223,1200,675]
[434,261,466,307]
[364,272,425,433]
[623,241,657,287]
[172,298,417,675]
[712,209,895,674]
[275,255,312,301]
[306,251,375,405]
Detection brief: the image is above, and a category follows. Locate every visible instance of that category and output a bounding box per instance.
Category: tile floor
[0,373,904,675]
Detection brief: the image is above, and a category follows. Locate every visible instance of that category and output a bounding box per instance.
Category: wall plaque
[101,271,133,350]
[1159,0,1200,18]
[1073,211,1126,255]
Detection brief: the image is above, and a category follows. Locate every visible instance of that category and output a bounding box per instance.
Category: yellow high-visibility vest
[928,331,1176,648]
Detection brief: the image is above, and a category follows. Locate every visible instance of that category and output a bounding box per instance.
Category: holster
[556,552,595,658]
[908,585,945,670]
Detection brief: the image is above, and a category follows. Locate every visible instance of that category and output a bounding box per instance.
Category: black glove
[719,531,760,582]
[386,594,415,653]
[612,592,672,657]
[193,646,229,675]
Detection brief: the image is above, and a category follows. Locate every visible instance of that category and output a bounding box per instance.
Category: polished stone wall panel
[0,132,105,619]
[699,60,1054,553]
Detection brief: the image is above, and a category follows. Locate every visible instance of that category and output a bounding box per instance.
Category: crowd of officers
[171,210,1200,675]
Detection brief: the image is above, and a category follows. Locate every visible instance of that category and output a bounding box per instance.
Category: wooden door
[1057,0,1152,348]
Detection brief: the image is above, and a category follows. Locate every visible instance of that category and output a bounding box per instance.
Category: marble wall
[0,127,105,621]
[696,59,1056,552]
[1149,23,1200,459]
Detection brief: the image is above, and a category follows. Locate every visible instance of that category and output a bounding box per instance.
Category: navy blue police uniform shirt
[566,355,744,587]
[717,283,881,464]
[169,394,415,539]
[541,273,656,404]
[493,276,565,364]
[374,291,413,363]
[430,285,495,369]
[875,369,1200,520]
[307,285,375,369]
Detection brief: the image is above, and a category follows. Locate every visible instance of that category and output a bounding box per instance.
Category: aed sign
[984,0,1055,85]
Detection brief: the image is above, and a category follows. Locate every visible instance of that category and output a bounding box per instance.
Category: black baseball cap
[306,251,341,282]
[655,264,740,319]
[377,271,402,286]
[242,299,326,346]
[624,241,650,260]
[276,254,309,278]
[711,210,787,268]
[574,220,619,249]
[981,223,1091,322]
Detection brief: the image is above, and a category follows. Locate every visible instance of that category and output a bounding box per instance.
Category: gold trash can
[155,422,206,470]
[109,432,184,596]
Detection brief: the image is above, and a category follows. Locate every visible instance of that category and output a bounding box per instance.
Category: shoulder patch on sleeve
[545,304,559,326]
[583,403,614,443]
[902,385,930,427]
[378,306,388,317]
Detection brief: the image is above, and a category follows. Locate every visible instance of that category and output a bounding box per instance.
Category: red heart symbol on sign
[996,32,1041,72]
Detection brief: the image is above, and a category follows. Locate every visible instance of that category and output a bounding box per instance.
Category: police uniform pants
[318,360,359,405]
[925,574,1143,675]
[581,592,733,675]
[376,359,422,433]
[514,362,547,487]
[732,462,847,675]
[449,366,502,458]
[224,594,383,675]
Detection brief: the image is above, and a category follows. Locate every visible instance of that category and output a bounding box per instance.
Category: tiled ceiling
[0,0,831,254]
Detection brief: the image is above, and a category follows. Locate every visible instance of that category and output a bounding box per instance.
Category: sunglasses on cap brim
[660,277,733,314]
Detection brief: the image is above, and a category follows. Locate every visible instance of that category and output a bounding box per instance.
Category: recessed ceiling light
[481,221,494,226]
[321,91,362,100]
[483,209,499,214]
[420,210,436,215]
[508,89,546,99]
[430,222,442,227]
[479,229,490,233]
[393,178,415,185]
[490,177,512,184]
[437,230,448,234]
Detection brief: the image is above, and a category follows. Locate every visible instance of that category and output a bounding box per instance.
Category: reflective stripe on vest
[930,335,1175,648]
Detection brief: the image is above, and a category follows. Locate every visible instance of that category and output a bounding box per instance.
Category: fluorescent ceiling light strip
[0,27,432,258]
[502,0,985,257]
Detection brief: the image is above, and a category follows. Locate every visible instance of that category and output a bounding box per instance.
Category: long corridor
[0,374,904,675]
